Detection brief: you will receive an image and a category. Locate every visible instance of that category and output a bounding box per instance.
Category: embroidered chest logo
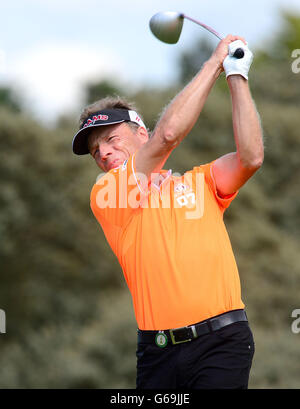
[174,183,188,193]
[174,182,195,208]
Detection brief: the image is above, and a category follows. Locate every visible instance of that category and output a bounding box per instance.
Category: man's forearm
[153,57,222,147]
[228,76,264,168]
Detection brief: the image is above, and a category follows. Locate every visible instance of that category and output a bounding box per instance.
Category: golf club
[150,11,245,59]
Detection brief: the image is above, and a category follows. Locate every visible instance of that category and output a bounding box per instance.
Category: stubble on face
[88,123,144,172]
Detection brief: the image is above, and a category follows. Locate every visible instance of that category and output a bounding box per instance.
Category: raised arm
[135,35,245,180]
[150,56,221,149]
[212,71,264,197]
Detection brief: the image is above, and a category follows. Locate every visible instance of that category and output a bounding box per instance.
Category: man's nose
[99,143,112,161]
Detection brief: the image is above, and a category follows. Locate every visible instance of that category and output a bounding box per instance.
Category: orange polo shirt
[90,151,244,330]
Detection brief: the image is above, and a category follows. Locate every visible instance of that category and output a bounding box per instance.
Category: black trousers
[136,321,255,389]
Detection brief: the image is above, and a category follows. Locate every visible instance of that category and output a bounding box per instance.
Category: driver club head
[149,11,184,44]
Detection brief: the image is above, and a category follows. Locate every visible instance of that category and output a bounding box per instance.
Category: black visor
[72,108,146,155]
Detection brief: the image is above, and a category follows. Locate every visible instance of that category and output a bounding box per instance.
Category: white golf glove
[223,40,253,80]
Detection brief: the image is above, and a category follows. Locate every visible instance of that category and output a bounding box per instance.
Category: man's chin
[96,159,124,172]
[107,160,122,171]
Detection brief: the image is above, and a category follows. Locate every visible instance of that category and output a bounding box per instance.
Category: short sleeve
[193,161,238,212]
[90,152,148,228]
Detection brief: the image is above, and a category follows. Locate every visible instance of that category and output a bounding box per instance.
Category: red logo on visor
[83,115,109,128]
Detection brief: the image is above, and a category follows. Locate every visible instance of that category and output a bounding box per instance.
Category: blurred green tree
[84,79,124,105]
[178,37,214,84]
[0,87,21,112]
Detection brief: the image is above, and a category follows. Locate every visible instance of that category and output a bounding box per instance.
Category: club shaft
[181,14,223,40]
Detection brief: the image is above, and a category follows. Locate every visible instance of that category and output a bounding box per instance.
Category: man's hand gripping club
[210,35,253,80]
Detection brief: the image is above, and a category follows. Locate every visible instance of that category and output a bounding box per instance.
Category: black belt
[138,309,248,346]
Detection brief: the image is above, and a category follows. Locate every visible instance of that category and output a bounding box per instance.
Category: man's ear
[137,126,149,144]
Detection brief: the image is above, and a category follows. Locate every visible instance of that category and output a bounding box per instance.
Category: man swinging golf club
[72,26,264,388]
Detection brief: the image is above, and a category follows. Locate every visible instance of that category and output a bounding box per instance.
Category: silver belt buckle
[169,325,197,345]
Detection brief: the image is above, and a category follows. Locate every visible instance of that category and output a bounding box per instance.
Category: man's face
[88,122,148,172]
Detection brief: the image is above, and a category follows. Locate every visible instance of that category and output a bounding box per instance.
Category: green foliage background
[0,13,299,389]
